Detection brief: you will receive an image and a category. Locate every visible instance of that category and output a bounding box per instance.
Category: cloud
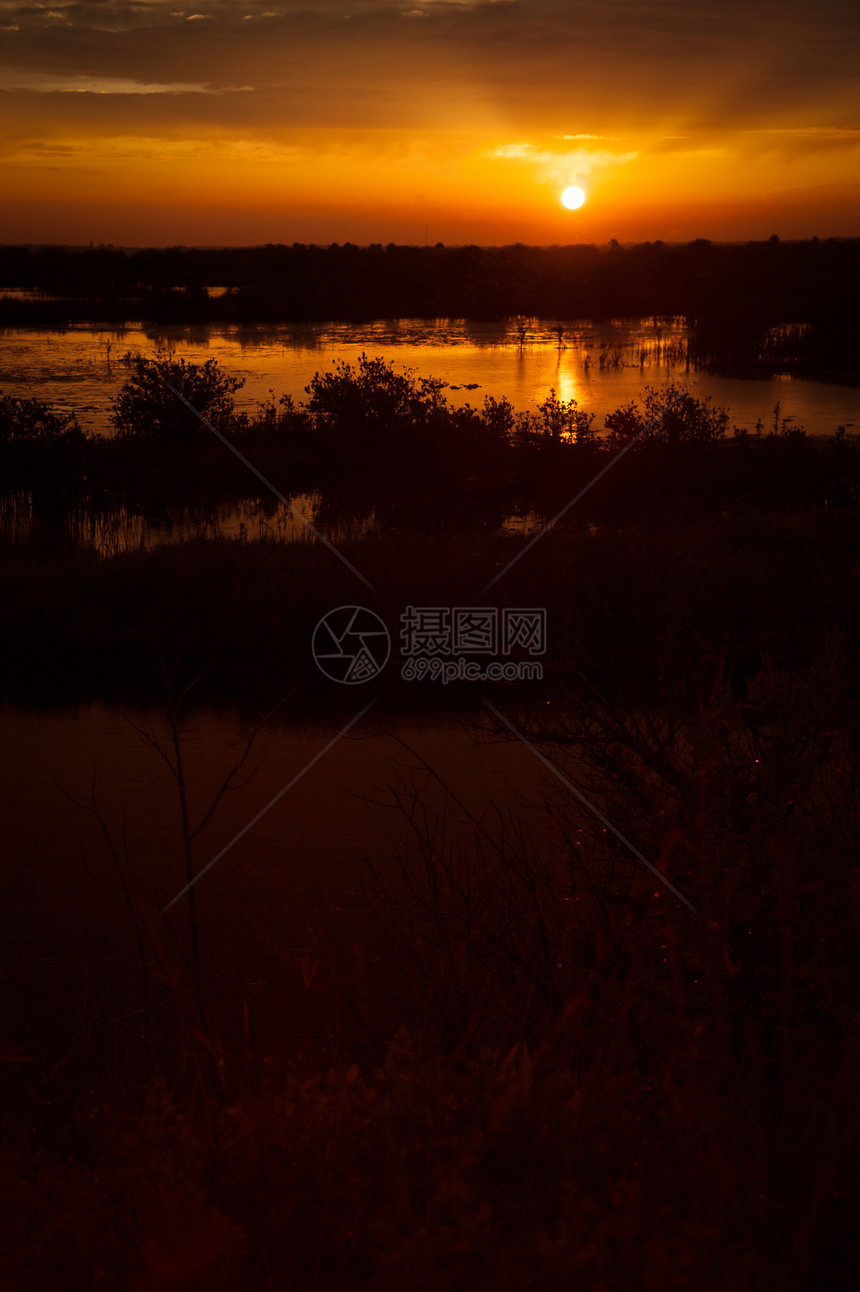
[1,1,856,127]
[747,127,860,136]
[491,142,536,158]
[1,2,855,162]
[489,140,638,184]
[0,70,237,92]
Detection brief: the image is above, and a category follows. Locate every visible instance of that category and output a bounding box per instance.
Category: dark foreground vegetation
[2,237,860,382]
[1,354,859,1289]
[3,345,859,544]
[2,350,859,709]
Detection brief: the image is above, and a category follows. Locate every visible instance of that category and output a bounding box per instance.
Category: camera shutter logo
[312,606,390,684]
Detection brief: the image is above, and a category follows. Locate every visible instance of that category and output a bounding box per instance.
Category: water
[1,316,857,437]
[2,316,857,554]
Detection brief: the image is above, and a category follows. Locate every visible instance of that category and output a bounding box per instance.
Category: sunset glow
[0,1,858,245]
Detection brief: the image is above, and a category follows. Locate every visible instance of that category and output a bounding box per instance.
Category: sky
[1,0,859,246]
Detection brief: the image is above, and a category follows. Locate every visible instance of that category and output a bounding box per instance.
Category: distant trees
[3,240,858,374]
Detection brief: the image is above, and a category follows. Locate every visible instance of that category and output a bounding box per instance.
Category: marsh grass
[2,600,859,1289]
[2,505,859,714]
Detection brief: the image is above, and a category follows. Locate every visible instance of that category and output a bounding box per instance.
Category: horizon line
[3,235,859,254]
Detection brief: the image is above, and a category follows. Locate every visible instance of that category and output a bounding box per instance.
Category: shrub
[605,381,729,448]
[0,390,88,488]
[303,353,448,453]
[0,391,85,446]
[536,387,597,443]
[111,350,244,443]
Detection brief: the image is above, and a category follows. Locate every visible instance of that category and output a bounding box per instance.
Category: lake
[1,316,857,436]
[3,314,857,555]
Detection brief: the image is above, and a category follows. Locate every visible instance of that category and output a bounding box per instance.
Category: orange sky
[1,1,858,246]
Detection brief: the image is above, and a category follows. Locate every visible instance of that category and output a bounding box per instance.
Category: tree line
[0,238,855,337]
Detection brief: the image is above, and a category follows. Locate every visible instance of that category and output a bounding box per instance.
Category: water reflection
[0,489,547,556]
[0,491,343,557]
[1,316,856,438]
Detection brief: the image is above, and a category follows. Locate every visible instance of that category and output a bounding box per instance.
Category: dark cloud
[0,0,856,130]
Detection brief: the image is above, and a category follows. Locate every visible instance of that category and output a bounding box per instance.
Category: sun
[561,186,585,210]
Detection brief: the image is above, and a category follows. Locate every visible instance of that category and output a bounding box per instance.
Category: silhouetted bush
[0,390,88,486]
[0,391,83,446]
[535,387,597,443]
[605,382,729,448]
[112,350,244,443]
[304,352,448,453]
